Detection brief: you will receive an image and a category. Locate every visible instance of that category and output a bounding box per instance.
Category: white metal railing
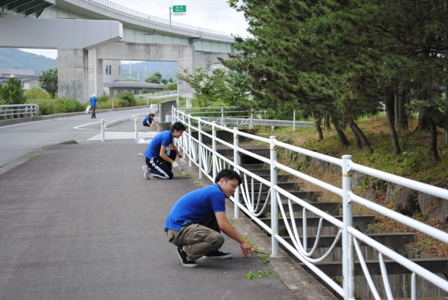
[172,107,448,300]
[179,106,313,129]
[0,104,39,120]
[84,0,233,40]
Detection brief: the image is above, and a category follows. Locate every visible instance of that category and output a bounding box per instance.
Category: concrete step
[242,201,339,216]
[258,215,375,234]
[306,258,448,276]
[239,190,323,203]
[280,233,415,261]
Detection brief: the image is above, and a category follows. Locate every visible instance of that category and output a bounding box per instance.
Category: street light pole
[169,7,172,27]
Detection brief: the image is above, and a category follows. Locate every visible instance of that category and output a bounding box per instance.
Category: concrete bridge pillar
[58,49,89,103]
[88,48,104,98]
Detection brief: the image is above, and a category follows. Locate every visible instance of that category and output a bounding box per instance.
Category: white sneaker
[142,166,152,179]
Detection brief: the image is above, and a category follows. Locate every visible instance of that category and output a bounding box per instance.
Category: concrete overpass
[0,0,236,102]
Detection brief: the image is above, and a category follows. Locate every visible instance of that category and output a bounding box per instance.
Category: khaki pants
[165,216,224,260]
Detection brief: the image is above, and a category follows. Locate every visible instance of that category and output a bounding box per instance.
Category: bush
[34,100,55,115]
[26,87,51,100]
[115,91,136,107]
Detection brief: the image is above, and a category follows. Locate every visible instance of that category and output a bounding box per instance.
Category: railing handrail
[172,106,448,299]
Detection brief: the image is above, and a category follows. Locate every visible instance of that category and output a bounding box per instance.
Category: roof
[104,81,164,89]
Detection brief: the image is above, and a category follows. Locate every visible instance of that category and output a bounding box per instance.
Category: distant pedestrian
[142,121,186,180]
[89,94,99,119]
[164,169,253,268]
[142,113,157,127]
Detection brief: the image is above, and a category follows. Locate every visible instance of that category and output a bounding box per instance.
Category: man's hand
[240,242,253,257]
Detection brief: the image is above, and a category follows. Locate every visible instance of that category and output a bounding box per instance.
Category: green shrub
[115,91,136,107]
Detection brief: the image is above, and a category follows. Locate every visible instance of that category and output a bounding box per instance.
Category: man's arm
[215,212,253,256]
[170,143,182,158]
[159,145,174,164]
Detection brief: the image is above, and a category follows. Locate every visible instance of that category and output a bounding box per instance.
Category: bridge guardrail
[0,104,39,120]
[85,0,233,40]
[172,106,448,300]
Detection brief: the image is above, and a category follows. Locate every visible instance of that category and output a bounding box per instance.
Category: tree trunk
[349,119,374,154]
[395,91,409,131]
[324,113,331,130]
[384,94,401,155]
[428,116,439,162]
[311,110,324,140]
[332,117,351,146]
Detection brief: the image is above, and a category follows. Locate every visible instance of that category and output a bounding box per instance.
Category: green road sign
[172,5,186,15]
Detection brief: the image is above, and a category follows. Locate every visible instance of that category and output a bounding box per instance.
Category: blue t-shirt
[144,130,173,159]
[164,183,226,231]
[89,96,97,107]
[142,116,154,125]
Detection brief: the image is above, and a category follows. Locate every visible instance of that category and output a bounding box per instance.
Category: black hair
[214,169,242,185]
[171,121,186,132]
[149,113,155,117]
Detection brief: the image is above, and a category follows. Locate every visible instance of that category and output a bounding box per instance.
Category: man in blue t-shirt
[142,121,186,180]
[89,94,99,119]
[164,169,253,268]
[142,113,157,127]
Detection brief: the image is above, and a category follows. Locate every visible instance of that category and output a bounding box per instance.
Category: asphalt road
[0,108,151,169]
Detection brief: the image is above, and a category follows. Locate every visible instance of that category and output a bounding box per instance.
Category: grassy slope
[257,115,448,257]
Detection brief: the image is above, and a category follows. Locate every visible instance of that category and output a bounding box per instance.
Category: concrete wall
[58,49,89,103]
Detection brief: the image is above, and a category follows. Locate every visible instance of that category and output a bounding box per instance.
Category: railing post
[134,117,138,141]
[101,119,105,142]
[249,109,253,129]
[198,117,203,180]
[270,136,278,256]
[212,121,217,180]
[234,127,240,219]
[221,106,225,126]
[342,155,354,300]
[187,113,192,167]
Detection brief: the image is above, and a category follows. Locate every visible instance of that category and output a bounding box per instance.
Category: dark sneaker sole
[203,253,233,260]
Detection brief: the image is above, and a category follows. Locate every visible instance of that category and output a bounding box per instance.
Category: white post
[134,117,138,141]
[234,127,240,219]
[212,121,217,180]
[342,155,354,299]
[198,117,203,180]
[293,109,296,131]
[101,119,105,142]
[270,136,278,256]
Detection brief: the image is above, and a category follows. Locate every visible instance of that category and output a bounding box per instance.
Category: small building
[104,80,164,97]
[0,68,40,90]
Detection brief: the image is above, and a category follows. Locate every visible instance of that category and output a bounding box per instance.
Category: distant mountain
[0,48,57,76]
[0,49,178,81]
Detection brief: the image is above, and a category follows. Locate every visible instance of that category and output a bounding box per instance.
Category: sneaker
[142,166,152,179]
[176,246,198,268]
[203,250,233,260]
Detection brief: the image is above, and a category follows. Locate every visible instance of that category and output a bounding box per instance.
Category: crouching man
[164,169,253,267]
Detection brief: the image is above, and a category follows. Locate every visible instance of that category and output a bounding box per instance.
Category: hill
[0,48,57,76]
[0,48,178,81]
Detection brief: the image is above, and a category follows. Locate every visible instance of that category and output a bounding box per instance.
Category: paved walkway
[0,123,337,300]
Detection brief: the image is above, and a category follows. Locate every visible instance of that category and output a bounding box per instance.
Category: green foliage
[115,91,136,106]
[141,88,149,94]
[244,270,273,280]
[0,77,26,104]
[163,81,177,91]
[0,48,57,76]
[145,71,163,84]
[25,86,51,100]
[38,68,58,98]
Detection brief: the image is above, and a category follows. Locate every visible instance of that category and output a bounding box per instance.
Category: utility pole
[169,7,172,27]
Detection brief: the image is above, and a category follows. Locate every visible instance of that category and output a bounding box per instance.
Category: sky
[20,0,249,60]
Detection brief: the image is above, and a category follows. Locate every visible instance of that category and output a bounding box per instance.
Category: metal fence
[172,107,448,300]
[179,106,313,129]
[0,104,39,120]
